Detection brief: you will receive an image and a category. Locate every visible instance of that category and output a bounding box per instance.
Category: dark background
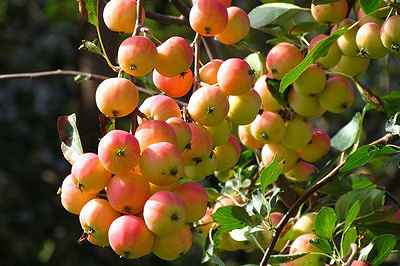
[0,0,399,265]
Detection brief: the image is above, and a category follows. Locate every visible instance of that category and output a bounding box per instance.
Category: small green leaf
[211,206,254,232]
[289,21,320,35]
[309,238,332,253]
[268,252,309,264]
[315,207,337,239]
[205,187,222,203]
[81,39,103,55]
[340,227,358,257]
[359,234,397,265]
[360,0,383,15]
[385,112,400,136]
[244,52,267,81]
[260,156,283,193]
[331,113,362,151]
[73,75,87,83]
[57,114,83,165]
[312,0,342,5]
[98,114,115,136]
[249,3,305,29]
[76,0,98,27]
[279,28,348,92]
[343,200,361,232]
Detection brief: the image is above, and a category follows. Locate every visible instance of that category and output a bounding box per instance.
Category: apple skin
[184,151,217,181]
[143,191,186,236]
[199,59,223,85]
[214,135,241,171]
[261,212,293,251]
[149,180,179,195]
[181,123,214,166]
[152,224,193,261]
[238,123,264,149]
[134,119,177,151]
[189,0,228,36]
[266,42,303,80]
[292,212,317,240]
[197,207,214,236]
[213,196,244,211]
[103,0,145,34]
[218,58,254,96]
[351,260,373,266]
[192,0,231,7]
[138,94,181,123]
[187,85,230,126]
[337,19,361,57]
[174,182,208,223]
[311,0,348,26]
[293,64,326,95]
[254,74,281,112]
[330,55,370,79]
[204,118,232,146]
[297,129,331,162]
[308,34,342,69]
[108,215,154,259]
[288,87,326,118]
[381,15,400,55]
[106,171,150,215]
[261,142,298,173]
[60,174,97,215]
[356,22,388,59]
[118,36,158,77]
[319,77,355,114]
[281,116,313,150]
[227,88,261,125]
[153,69,193,98]
[71,153,111,193]
[95,77,139,118]
[285,161,315,182]
[98,129,140,175]
[79,198,121,247]
[166,117,192,152]
[284,233,325,266]
[215,6,250,45]
[139,142,184,186]
[250,111,286,144]
[357,8,384,27]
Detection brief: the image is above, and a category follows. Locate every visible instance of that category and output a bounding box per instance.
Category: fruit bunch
[56,0,400,264]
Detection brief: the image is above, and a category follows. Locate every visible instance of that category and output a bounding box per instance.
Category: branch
[259,132,397,266]
[170,0,190,17]
[202,36,223,60]
[145,11,188,26]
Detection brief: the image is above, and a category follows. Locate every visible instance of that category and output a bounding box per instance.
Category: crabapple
[227,88,261,125]
[184,151,217,181]
[192,0,231,7]
[153,69,193,98]
[381,15,400,55]
[204,118,232,146]
[319,77,355,113]
[288,87,326,117]
[149,180,179,195]
[138,94,181,122]
[189,0,228,36]
[118,36,158,77]
[143,191,186,236]
[357,8,384,27]
[134,119,177,151]
[187,85,229,126]
[139,142,184,186]
[181,123,214,166]
[250,111,286,144]
[155,36,193,77]
[217,58,254,95]
[214,135,241,171]
[79,198,120,247]
[293,64,326,95]
[60,174,97,215]
[297,129,331,162]
[311,0,348,26]
[213,196,244,211]
[285,161,315,182]
[215,6,250,45]
[174,182,208,222]
[106,171,150,215]
[286,233,325,265]
[199,59,223,85]
[351,261,373,266]
[103,0,145,34]
[108,215,154,259]
[254,74,281,112]
[261,142,298,173]
[71,153,111,193]
[281,116,313,150]
[266,43,303,80]
[336,19,360,57]
[166,117,192,152]
[292,212,317,239]
[330,55,370,79]
[152,224,192,261]
[308,34,342,69]
[238,123,264,149]
[95,77,139,118]
[197,207,214,236]
[261,212,292,251]
[356,22,388,59]
[98,129,140,175]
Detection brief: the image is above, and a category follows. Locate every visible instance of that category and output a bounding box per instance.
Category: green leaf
[344,200,361,231]
[98,114,115,136]
[320,173,376,195]
[279,28,348,92]
[289,21,320,35]
[260,156,283,193]
[267,252,309,264]
[76,0,98,27]
[211,206,254,232]
[312,0,342,5]
[202,228,223,263]
[340,227,358,257]
[309,238,332,253]
[335,189,385,222]
[207,253,225,266]
[340,145,398,173]
[360,0,383,15]
[80,39,103,55]
[359,234,397,265]
[380,91,400,117]
[57,114,83,165]
[249,3,305,29]
[244,52,267,81]
[315,207,337,239]
[359,221,400,238]
[205,187,222,203]
[385,112,400,136]
[331,113,362,151]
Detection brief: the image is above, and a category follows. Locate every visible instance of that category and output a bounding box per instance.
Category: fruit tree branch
[202,37,223,60]
[259,132,397,266]
[145,11,188,26]
[170,0,190,17]
[133,0,145,36]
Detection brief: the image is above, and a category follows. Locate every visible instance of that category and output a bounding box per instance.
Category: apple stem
[193,33,202,92]
[132,0,145,36]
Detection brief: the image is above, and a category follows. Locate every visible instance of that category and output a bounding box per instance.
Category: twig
[202,37,223,60]
[132,0,145,36]
[259,133,396,266]
[170,0,190,17]
[193,33,202,92]
[145,11,188,26]
[343,243,358,266]
[275,174,297,208]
